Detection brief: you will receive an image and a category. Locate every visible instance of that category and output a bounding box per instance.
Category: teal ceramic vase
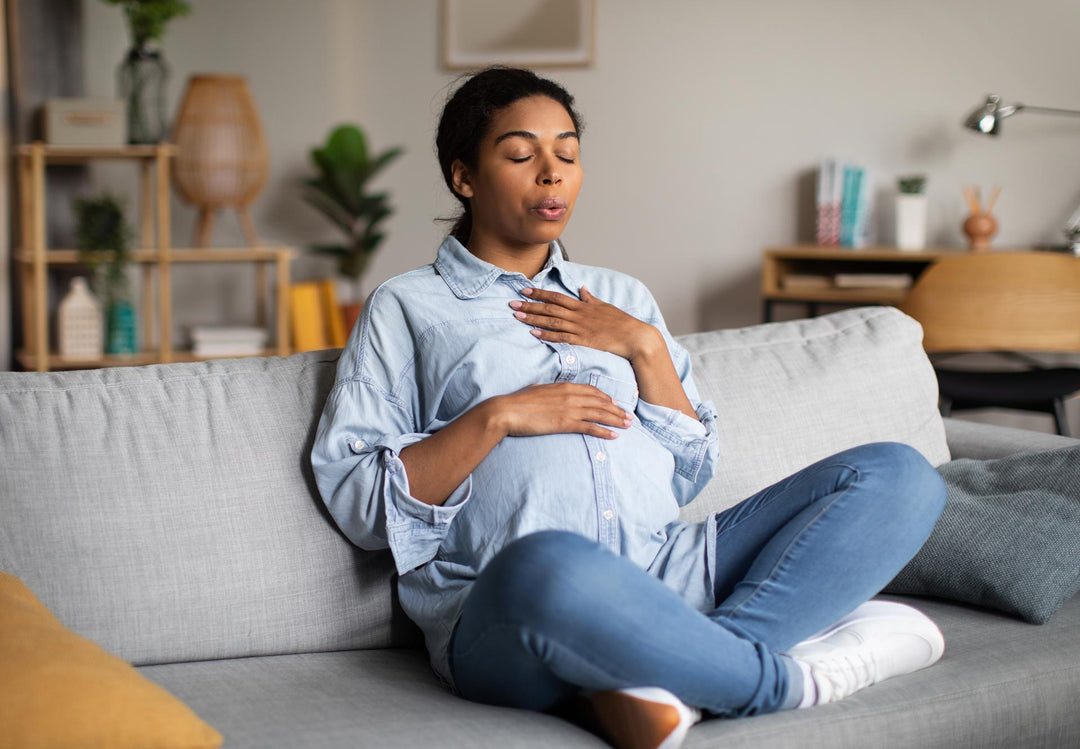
[106,300,138,355]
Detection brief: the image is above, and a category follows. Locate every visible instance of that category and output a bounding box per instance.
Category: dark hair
[436,67,584,244]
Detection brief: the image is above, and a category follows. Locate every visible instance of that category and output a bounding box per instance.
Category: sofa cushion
[0,352,415,666]
[885,444,1080,623]
[0,572,222,749]
[677,307,950,522]
[138,596,1080,749]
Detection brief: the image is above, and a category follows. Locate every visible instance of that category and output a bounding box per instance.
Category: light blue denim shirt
[311,237,720,688]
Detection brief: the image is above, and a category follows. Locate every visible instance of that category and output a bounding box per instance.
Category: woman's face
[452,95,582,264]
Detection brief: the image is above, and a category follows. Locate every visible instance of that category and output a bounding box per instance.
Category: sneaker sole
[793,600,944,658]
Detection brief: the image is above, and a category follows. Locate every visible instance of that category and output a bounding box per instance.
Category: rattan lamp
[172,74,269,246]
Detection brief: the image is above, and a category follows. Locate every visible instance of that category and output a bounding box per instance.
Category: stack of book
[190,326,269,357]
[816,158,871,248]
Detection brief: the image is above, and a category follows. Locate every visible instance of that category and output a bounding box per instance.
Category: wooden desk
[761,245,971,322]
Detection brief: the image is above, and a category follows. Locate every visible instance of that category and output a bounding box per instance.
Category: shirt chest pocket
[588,372,639,412]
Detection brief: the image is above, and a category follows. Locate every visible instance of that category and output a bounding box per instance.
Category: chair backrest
[899,252,1080,353]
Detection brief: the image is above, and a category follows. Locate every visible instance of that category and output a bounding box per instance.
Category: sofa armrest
[943,417,1080,460]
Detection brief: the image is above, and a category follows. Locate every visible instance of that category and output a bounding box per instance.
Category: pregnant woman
[311,67,946,749]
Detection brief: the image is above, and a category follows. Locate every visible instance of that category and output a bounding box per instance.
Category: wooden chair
[898,252,1080,436]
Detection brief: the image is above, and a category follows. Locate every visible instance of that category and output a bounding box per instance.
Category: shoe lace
[815,648,877,701]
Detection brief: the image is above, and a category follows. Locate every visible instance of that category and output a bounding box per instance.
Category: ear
[450,159,474,199]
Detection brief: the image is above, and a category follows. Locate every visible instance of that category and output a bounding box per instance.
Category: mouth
[532,197,568,221]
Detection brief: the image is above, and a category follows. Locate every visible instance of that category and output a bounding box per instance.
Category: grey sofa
[2,306,1078,748]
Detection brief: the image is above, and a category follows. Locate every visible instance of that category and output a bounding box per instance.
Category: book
[189,325,268,357]
[318,280,347,348]
[289,279,349,352]
[816,158,841,246]
[289,282,330,352]
[190,326,268,344]
[782,274,833,291]
[833,273,913,289]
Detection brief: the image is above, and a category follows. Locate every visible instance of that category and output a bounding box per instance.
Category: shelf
[15,246,296,264]
[16,348,283,371]
[15,141,293,371]
[760,244,1043,321]
[763,245,970,261]
[14,143,176,163]
[764,287,911,304]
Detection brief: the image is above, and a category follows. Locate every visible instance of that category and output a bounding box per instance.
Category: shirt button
[595,451,606,462]
[565,354,576,365]
[602,510,614,521]
[351,439,366,451]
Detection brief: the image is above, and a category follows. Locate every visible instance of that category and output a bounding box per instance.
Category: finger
[510,299,576,319]
[531,328,574,344]
[515,311,579,333]
[579,285,595,301]
[581,406,633,428]
[522,287,582,310]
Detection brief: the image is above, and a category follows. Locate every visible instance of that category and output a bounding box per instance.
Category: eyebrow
[494,130,579,145]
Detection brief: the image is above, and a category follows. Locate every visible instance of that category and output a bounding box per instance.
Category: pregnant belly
[445,425,678,567]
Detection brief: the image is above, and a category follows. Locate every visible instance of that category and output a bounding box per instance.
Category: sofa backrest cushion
[678,306,950,523]
[0,352,412,666]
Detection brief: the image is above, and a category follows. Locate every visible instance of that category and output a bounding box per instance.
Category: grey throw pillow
[885,444,1080,624]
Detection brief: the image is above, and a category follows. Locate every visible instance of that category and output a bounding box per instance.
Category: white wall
[82,0,1080,428]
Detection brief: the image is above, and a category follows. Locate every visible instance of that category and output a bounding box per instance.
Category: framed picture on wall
[440,0,595,70]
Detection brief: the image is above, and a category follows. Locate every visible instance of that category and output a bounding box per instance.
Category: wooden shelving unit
[14,142,294,371]
[761,244,973,321]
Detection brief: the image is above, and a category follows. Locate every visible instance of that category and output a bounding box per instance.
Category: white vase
[58,277,104,360]
[896,194,927,250]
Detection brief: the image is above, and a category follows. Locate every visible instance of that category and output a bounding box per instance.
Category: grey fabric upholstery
[679,307,950,522]
[943,417,1080,460]
[3,308,1078,748]
[0,352,417,665]
[886,445,1080,623]
[139,596,1080,749]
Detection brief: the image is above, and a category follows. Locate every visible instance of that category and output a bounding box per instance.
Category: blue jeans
[449,442,945,717]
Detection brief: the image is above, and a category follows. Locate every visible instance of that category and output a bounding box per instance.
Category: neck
[467,236,552,279]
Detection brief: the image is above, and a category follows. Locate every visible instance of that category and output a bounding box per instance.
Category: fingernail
[530,329,542,337]
[509,300,522,309]
[522,288,534,296]
[514,311,526,320]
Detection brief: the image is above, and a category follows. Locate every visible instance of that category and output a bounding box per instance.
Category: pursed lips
[532,197,568,220]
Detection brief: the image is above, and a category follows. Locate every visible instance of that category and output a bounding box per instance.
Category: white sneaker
[787,600,945,706]
[588,686,702,749]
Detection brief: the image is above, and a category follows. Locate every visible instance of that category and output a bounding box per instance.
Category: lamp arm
[1017,104,1080,118]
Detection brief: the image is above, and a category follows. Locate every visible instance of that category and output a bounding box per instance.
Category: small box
[43,98,127,147]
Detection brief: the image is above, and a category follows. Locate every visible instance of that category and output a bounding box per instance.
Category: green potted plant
[102,0,192,144]
[302,124,403,328]
[74,193,137,355]
[896,174,928,251]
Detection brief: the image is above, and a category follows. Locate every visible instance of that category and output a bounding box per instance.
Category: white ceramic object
[58,277,104,360]
[896,194,928,251]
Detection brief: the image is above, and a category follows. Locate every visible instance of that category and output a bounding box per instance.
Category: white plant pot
[896,194,927,251]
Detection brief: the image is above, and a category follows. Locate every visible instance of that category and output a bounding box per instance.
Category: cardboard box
[44,98,126,147]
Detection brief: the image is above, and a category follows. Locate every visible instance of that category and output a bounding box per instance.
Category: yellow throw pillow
[0,572,223,749]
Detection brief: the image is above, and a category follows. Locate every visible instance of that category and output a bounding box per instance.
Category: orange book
[289,283,328,352]
[318,279,348,348]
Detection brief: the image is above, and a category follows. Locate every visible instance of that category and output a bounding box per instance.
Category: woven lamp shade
[172,74,269,245]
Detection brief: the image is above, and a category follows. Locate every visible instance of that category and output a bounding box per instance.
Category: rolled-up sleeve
[633,290,720,507]
[310,294,471,576]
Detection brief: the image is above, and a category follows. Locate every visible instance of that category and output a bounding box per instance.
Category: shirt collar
[433,236,579,299]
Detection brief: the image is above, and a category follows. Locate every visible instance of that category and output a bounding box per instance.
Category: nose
[538,155,562,186]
